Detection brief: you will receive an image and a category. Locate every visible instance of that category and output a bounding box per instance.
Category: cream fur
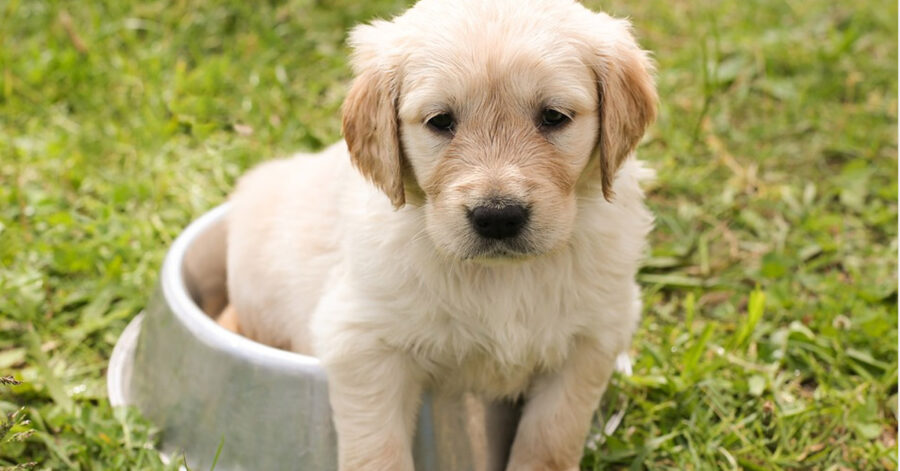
[226,0,657,469]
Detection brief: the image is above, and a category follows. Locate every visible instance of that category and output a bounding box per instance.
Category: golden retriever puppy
[226,0,657,469]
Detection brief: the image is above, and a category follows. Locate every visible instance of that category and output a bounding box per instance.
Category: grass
[0,0,896,469]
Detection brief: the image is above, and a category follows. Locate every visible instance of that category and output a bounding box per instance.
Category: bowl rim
[162,202,323,372]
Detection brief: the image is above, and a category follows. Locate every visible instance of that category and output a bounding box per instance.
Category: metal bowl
[106,204,524,471]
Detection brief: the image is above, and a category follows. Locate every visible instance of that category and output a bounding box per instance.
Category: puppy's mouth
[461,238,538,261]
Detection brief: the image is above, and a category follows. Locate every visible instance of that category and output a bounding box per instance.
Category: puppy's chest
[405,285,593,398]
[432,337,570,398]
[373,241,629,397]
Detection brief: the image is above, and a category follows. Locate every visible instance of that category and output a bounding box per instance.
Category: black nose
[468,204,529,240]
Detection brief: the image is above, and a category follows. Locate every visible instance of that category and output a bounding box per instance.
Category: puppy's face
[343,0,657,261]
[399,41,598,259]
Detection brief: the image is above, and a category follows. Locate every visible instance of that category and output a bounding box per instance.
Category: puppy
[225,0,657,469]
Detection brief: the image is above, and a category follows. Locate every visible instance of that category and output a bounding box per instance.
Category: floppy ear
[590,17,658,201]
[342,24,406,208]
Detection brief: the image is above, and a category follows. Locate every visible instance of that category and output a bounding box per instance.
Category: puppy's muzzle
[467,203,529,240]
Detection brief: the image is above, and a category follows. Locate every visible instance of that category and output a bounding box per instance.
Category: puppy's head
[343,0,656,261]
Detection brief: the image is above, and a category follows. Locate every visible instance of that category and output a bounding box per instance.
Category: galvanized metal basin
[106,204,524,471]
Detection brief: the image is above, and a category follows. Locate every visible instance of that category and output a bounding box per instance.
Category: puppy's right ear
[342,23,406,208]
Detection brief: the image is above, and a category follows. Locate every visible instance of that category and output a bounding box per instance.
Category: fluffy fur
[225,0,657,469]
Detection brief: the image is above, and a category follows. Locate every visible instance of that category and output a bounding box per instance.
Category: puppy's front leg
[506,340,616,471]
[315,306,424,471]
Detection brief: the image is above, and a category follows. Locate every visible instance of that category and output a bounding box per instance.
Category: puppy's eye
[540,108,571,128]
[427,113,455,133]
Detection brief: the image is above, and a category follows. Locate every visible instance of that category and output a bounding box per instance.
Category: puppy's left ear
[589,15,658,201]
[342,22,407,208]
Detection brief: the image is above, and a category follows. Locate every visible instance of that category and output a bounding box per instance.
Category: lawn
[0,0,896,469]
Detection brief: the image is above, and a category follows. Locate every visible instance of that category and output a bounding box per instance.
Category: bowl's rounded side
[128,204,338,471]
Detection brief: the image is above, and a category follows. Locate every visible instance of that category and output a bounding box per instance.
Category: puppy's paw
[216,304,242,334]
